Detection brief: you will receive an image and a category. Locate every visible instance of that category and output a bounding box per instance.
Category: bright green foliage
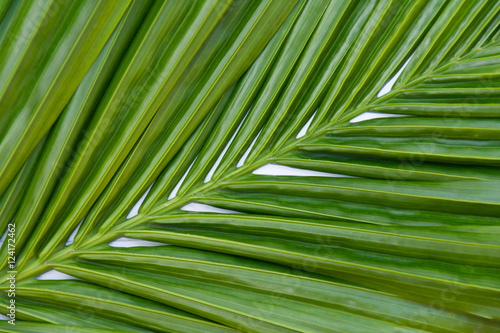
[0,0,499,332]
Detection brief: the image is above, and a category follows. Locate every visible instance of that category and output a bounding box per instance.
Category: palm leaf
[1,0,499,332]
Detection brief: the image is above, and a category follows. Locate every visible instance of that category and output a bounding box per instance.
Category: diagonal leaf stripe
[0,0,132,196]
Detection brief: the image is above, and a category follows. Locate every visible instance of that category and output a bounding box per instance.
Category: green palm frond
[0,0,499,332]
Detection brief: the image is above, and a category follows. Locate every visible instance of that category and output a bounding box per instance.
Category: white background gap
[205,112,249,183]
[127,182,154,218]
[37,269,79,280]
[169,157,197,200]
[349,111,408,123]
[109,237,166,247]
[0,227,8,247]
[377,54,412,97]
[65,219,83,245]
[296,110,316,138]
[237,128,262,167]
[181,202,242,214]
[253,164,357,178]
